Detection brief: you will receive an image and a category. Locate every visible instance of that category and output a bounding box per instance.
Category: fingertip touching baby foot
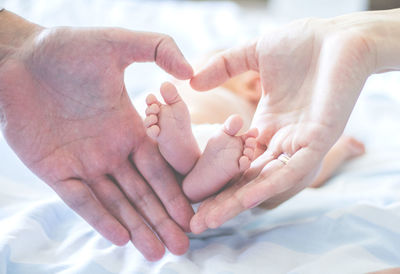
[183,114,258,203]
[144,82,201,175]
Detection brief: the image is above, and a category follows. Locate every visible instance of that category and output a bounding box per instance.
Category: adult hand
[189,11,390,233]
[0,10,194,260]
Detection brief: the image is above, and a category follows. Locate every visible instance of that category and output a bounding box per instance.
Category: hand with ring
[188,9,397,232]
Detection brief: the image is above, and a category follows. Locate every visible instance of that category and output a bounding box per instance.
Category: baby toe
[244,137,257,149]
[146,94,161,106]
[223,115,243,136]
[146,125,161,139]
[243,147,254,160]
[144,114,158,128]
[145,104,160,115]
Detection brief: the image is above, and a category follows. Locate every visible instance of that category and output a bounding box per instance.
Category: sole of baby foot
[144,82,201,175]
[183,114,258,203]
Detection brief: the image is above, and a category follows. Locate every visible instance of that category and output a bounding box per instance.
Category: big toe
[223,115,243,136]
[160,82,182,105]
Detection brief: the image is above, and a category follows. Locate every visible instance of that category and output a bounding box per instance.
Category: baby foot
[144,82,201,175]
[183,115,258,203]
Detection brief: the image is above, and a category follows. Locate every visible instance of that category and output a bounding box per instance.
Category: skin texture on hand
[0,11,194,261]
[189,15,378,233]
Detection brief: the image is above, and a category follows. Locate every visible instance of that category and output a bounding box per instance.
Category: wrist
[0,9,43,64]
[331,8,400,73]
[368,9,400,73]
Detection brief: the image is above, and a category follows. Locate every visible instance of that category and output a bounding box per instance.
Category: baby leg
[144,82,201,175]
[183,115,258,203]
[310,136,365,188]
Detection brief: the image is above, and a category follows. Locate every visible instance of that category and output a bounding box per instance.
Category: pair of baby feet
[144,82,258,203]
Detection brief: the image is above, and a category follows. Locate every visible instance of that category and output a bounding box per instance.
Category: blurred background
[1,0,399,96]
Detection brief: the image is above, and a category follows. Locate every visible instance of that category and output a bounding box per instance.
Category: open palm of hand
[0,26,194,260]
[190,17,376,232]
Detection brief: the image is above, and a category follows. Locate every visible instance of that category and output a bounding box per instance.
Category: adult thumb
[110,29,193,80]
[190,40,258,91]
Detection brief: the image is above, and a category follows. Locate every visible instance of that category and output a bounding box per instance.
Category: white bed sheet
[1,0,400,273]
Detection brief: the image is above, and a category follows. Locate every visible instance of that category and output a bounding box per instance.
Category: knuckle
[129,220,148,235]
[161,34,174,44]
[134,187,155,209]
[153,216,172,231]
[65,185,92,210]
[105,196,123,213]
[166,193,186,210]
[154,34,177,64]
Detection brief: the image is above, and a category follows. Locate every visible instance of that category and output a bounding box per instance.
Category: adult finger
[88,176,165,261]
[204,158,284,229]
[198,148,320,230]
[190,151,276,233]
[132,138,194,232]
[113,161,189,256]
[190,197,216,234]
[191,185,240,234]
[190,40,258,91]
[237,148,322,209]
[110,29,193,80]
[50,178,130,246]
